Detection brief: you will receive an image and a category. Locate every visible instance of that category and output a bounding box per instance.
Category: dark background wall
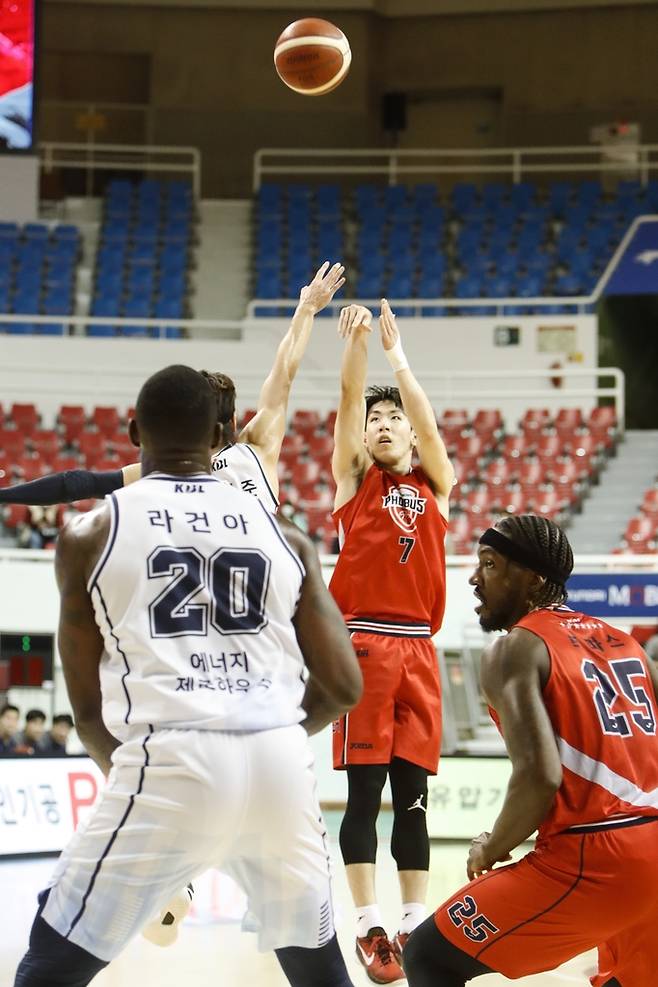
[38,3,658,196]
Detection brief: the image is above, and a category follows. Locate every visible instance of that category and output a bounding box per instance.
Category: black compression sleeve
[0,469,125,505]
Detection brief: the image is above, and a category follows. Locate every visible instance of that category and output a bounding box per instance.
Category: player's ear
[128,418,140,448]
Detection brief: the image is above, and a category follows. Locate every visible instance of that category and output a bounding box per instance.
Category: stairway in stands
[566,430,658,553]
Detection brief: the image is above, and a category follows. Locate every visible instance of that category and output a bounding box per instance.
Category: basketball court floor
[1,815,596,986]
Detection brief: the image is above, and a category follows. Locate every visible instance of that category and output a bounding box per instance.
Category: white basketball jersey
[211,443,278,513]
[88,473,305,738]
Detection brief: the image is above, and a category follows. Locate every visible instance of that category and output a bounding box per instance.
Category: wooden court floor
[1,836,597,986]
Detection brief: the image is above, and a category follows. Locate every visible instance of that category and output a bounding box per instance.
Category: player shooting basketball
[329,299,454,984]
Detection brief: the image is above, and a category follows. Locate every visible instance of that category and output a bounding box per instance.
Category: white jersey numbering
[211,442,279,513]
[88,473,305,738]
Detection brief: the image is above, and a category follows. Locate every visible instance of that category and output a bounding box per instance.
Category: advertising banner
[0,0,36,151]
[566,573,658,618]
[427,757,512,840]
[0,757,104,855]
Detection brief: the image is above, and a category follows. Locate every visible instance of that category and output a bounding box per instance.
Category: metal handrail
[39,141,202,198]
[253,143,658,191]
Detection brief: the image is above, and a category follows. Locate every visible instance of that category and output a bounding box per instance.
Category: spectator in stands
[16,505,59,550]
[38,713,74,756]
[14,708,46,754]
[0,702,20,755]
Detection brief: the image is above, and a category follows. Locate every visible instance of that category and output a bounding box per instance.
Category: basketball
[274,18,351,96]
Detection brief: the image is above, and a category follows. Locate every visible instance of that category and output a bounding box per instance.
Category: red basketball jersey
[499,607,658,838]
[329,464,447,635]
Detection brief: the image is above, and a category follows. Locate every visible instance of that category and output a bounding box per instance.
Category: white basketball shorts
[41,724,335,961]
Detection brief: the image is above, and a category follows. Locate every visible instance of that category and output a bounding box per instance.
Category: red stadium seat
[51,454,81,473]
[535,434,563,461]
[440,409,470,428]
[520,408,551,434]
[76,430,105,467]
[483,458,514,487]
[0,429,26,459]
[624,515,658,545]
[517,460,544,486]
[554,408,584,431]
[58,404,86,444]
[324,409,337,434]
[299,487,334,512]
[9,402,39,435]
[589,406,617,430]
[532,488,565,518]
[239,408,257,429]
[15,455,48,482]
[501,433,533,459]
[291,460,322,488]
[92,406,121,439]
[497,487,528,515]
[456,434,488,461]
[31,429,61,463]
[0,454,11,485]
[463,487,490,516]
[304,506,333,535]
[472,409,503,432]
[291,409,322,431]
[2,503,29,528]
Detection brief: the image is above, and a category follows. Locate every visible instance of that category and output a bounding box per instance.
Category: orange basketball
[274,18,351,96]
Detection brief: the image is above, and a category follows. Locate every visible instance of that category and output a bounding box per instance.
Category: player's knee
[344,765,387,821]
[403,918,491,987]
[14,915,107,987]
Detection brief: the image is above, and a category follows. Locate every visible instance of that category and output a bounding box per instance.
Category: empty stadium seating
[90,178,194,338]
[0,400,624,553]
[0,223,81,335]
[618,481,658,553]
[252,177,658,314]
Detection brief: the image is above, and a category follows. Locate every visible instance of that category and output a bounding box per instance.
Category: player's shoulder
[56,502,112,561]
[483,627,550,677]
[275,515,316,572]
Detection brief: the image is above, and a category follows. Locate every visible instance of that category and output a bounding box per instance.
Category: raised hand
[299,261,346,315]
[338,304,373,340]
[378,298,400,353]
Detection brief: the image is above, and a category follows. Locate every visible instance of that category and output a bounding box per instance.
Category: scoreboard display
[0,632,53,686]
[0,0,37,151]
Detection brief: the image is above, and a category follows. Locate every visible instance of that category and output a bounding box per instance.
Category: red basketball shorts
[332,631,442,774]
[433,818,658,986]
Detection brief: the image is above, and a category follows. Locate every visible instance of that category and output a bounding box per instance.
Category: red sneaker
[392,931,409,966]
[355,926,406,984]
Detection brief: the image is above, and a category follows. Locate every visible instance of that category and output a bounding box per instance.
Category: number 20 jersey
[512,607,658,838]
[89,473,305,738]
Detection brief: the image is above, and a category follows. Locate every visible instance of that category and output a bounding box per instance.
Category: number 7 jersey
[330,464,447,635]
[88,473,305,738]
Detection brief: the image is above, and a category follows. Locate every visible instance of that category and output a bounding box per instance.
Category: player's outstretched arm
[55,508,121,775]
[281,517,362,735]
[467,629,561,880]
[0,463,140,506]
[378,299,454,517]
[332,304,373,511]
[240,261,345,485]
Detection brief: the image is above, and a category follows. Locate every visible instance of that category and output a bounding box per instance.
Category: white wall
[0,313,597,427]
[0,156,38,222]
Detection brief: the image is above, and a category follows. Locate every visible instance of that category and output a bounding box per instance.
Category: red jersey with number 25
[507,607,658,839]
[329,464,447,634]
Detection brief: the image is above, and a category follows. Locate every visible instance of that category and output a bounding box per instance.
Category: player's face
[364,401,414,467]
[0,709,19,739]
[469,546,533,632]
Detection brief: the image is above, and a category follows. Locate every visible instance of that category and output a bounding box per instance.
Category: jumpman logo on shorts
[408,794,426,813]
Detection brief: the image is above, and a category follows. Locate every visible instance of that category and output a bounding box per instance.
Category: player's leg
[403,916,494,987]
[389,637,442,956]
[226,725,353,985]
[275,937,353,987]
[388,756,430,953]
[14,890,107,987]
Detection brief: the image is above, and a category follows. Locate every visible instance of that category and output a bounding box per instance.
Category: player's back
[211,442,278,512]
[516,606,658,837]
[90,472,304,738]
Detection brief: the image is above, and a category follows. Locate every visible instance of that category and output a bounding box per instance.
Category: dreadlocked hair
[364,385,404,422]
[496,514,574,607]
[200,370,236,444]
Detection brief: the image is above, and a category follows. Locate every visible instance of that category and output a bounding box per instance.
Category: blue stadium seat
[154,298,184,319]
[24,223,50,241]
[36,322,65,336]
[123,297,152,318]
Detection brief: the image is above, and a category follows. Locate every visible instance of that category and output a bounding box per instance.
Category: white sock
[399,902,425,934]
[356,904,384,938]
